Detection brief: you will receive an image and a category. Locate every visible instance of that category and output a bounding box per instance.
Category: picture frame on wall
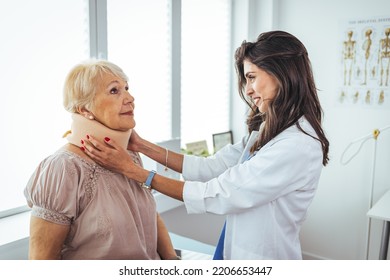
[185,140,210,157]
[212,130,233,153]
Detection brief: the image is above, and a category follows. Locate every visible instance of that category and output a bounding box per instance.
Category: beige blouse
[24,149,160,260]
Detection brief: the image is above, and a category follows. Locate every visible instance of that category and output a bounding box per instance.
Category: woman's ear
[77,107,94,120]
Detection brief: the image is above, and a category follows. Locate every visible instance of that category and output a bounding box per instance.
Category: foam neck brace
[66,113,132,150]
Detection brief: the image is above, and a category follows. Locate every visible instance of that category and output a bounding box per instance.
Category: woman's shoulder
[27,146,86,187]
[276,117,316,138]
[33,147,72,170]
[24,146,88,223]
[265,118,319,151]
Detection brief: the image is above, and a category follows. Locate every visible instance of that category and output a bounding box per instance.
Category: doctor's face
[243,60,279,113]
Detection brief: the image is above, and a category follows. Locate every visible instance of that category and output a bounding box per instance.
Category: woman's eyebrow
[105,80,120,89]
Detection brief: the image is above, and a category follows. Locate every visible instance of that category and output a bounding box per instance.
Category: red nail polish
[81,140,84,145]
[86,134,90,139]
[80,146,85,151]
[104,137,111,142]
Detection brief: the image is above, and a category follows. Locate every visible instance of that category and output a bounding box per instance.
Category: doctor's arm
[127,130,184,173]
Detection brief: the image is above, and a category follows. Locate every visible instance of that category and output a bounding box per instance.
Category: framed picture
[185,140,209,156]
[212,131,233,153]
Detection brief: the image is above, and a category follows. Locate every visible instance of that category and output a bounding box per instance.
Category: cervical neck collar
[66,113,132,150]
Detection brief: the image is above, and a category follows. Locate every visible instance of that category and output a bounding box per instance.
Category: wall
[247,0,390,259]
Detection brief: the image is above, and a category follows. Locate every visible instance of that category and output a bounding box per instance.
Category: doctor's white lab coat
[182,117,324,259]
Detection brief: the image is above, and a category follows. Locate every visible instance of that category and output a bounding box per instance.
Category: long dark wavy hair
[235,31,329,166]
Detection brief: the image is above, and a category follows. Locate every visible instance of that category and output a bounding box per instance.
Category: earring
[88,115,94,120]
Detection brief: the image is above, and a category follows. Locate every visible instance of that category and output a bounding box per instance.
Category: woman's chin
[257,105,266,114]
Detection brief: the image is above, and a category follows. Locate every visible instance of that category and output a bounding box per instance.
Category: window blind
[0,0,89,212]
[181,0,232,152]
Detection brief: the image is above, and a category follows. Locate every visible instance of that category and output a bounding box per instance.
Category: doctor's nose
[245,83,253,97]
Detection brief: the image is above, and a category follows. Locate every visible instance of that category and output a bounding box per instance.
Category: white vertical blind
[107,0,172,143]
[0,0,89,212]
[181,0,232,151]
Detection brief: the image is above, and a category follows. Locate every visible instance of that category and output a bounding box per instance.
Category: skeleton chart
[338,16,390,109]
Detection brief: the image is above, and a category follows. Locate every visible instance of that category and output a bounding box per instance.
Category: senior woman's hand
[81,135,139,176]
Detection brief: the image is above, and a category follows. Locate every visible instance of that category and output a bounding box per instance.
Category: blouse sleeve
[24,153,80,225]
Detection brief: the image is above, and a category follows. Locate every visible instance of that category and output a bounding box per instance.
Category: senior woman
[24,60,177,260]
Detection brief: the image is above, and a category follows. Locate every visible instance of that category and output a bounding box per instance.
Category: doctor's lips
[253,97,271,103]
[252,97,263,104]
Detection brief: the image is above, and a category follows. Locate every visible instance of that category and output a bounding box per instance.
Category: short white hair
[63,60,128,113]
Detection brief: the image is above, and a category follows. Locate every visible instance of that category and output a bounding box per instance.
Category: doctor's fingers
[81,135,129,170]
[81,135,112,159]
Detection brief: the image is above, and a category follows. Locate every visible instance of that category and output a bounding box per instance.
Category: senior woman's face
[91,72,135,131]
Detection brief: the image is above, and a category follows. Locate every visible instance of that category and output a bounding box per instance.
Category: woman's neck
[66,113,132,150]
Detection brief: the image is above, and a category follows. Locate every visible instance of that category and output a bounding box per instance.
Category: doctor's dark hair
[235,30,329,166]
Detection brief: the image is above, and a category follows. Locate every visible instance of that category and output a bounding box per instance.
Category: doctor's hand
[126,129,143,152]
[81,135,138,177]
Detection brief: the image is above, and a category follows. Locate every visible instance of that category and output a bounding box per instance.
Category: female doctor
[82,30,330,260]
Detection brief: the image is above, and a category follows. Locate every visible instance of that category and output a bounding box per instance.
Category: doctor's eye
[247,75,255,82]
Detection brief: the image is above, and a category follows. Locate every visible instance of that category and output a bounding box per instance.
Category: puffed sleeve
[24,153,80,225]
